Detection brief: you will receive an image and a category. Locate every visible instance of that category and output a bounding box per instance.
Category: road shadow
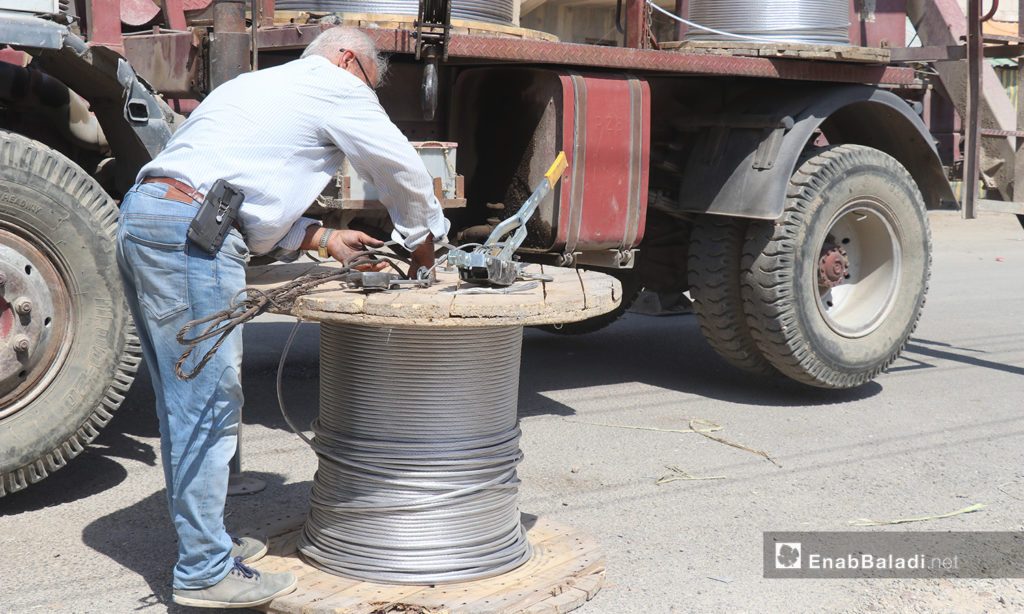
[238,316,884,431]
[518,312,883,416]
[892,338,1024,377]
[239,318,1024,424]
[0,366,159,515]
[239,320,321,434]
[3,310,893,512]
[80,472,309,614]
[0,450,129,516]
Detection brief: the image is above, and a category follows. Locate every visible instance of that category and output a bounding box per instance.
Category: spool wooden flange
[246,262,621,327]
[662,40,891,64]
[273,11,560,42]
[250,513,606,614]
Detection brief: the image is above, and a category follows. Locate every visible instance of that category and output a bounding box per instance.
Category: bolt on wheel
[0,229,73,421]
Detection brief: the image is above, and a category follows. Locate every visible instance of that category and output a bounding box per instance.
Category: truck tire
[536,269,641,335]
[741,144,930,388]
[0,131,140,496]
[688,215,776,375]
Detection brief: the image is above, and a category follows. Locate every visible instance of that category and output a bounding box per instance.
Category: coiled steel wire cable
[180,235,534,584]
[274,0,516,25]
[279,323,533,584]
[681,0,850,44]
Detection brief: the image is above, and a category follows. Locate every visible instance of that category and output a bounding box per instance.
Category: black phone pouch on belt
[187,179,245,254]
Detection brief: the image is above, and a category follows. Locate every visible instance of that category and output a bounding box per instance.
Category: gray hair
[301,26,390,83]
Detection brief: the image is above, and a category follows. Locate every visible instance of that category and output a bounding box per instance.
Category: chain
[644,0,660,49]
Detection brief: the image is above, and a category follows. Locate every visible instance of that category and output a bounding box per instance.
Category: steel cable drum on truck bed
[685,0,850,45]
[274,0,516,25]
[0,131,140,497]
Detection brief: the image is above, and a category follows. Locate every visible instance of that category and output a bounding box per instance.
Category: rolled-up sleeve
[321,86,449,250]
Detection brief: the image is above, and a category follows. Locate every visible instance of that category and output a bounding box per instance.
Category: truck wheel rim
[0,226,74,420]
[814,200,902,339]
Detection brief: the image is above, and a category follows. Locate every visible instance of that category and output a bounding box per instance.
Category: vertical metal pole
[230,427,242,475]
[1015,0,1024,203]
[261,0,276,27]
[250,0,260,71]
[963,0,982,219]
[625,0,647,49]
[210,1,251,90]
[227,406,266,496]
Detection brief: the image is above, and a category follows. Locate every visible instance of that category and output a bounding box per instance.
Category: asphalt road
[1,210,1022,614]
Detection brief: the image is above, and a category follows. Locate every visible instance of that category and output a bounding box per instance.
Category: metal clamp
[449,152,568,286]
[342,267,434,291]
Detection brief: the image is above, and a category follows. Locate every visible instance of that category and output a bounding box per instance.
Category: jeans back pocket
[121,223,190,321]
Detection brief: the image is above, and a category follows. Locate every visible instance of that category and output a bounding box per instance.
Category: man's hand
[302,226,387,270]
[328,229,387,270]
[409,234,435,279]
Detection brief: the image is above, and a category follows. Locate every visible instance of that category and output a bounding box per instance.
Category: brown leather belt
[141,176,205,204]
[140,176,245,235]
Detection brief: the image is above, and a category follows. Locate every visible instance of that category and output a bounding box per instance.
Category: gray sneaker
[229,535,268,564]
[172,557,297,609]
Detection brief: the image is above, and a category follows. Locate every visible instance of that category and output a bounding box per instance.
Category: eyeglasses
[339,48,374,89]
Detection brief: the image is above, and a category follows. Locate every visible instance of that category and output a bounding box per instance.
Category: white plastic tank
[685,0,850,45]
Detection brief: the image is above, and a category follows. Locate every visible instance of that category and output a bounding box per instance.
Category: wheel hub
[818,243,849,289]
[815,204,901,339]
[0,229,72,420]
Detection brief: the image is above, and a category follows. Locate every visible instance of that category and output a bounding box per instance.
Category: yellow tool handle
[543,151,568,188]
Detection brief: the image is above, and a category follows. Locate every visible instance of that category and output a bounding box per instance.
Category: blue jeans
[116,182,250,590]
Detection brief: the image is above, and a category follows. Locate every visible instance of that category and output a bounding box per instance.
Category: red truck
[0,0,1017,495]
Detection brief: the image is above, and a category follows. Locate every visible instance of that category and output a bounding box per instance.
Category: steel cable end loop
[174,347,198,381]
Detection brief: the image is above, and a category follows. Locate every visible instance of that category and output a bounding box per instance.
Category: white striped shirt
[138,55,449,255]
